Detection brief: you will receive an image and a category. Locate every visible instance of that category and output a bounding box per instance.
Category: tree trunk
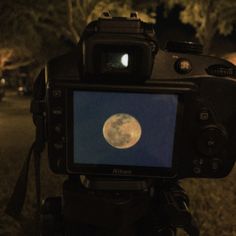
[200,0,217,55]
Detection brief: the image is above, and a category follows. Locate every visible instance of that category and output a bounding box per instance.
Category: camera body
[46,16,236,179]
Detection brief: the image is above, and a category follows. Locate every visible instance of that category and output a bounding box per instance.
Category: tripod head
[40,177,199,236]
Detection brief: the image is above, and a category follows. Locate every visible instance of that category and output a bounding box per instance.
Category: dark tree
[0,0,155,78]
[159,0,236,53]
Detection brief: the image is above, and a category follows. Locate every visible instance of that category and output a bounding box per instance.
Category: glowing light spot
[121,54,129,67]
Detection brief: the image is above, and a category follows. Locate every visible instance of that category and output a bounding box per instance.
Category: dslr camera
[46,15,235,180]
[21,14,235,236]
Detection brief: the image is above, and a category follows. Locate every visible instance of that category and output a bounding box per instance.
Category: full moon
[103,113,142,149]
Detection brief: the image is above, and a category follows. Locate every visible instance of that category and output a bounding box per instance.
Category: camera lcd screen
[72,91,178,171]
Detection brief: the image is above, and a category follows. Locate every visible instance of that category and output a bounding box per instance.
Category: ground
[0,90,235,236]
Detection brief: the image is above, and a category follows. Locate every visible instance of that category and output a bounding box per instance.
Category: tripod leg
[40,197,64,236]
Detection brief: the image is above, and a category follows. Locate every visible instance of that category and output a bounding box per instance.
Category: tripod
[40,176,200,236]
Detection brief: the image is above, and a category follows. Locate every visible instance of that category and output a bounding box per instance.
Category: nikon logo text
[112,169,132,175]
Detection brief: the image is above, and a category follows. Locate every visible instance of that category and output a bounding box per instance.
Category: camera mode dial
[166,41,203,55]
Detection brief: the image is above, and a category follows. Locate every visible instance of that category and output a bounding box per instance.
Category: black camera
[46,16,235,180]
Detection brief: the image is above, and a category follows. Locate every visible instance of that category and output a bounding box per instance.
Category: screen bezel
[66,84,183,178]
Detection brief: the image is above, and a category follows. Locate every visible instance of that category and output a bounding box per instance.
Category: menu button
[52,107,63,115]
[53,143,64,150]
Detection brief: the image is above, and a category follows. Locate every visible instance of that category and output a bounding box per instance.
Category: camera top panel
[47,16,235,84]
[85,12,155,35]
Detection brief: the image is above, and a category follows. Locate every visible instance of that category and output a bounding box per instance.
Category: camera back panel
[47,80,235,179]
[45,16,236,179]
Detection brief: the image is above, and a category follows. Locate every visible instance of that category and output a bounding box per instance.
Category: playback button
[52,89,63,98]
[199,108,210,121]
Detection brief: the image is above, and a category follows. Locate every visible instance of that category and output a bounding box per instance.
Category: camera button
[211,159,221,172]
[52,107,63,115]
[56,158,65,170]
[175,58,192,74]
[53,142,64,150]
[193,159,204,166]
[199,109,210,121]
[193,167,202,174]
[54,124,63,134]
[52,89,63,98]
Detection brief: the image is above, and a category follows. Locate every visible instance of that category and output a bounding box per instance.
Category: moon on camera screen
[73,90,178,168]
[103,113,142,149]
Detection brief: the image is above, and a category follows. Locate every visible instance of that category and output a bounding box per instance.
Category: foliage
[159,0,236,53]
[0,0,155,77]
[0,1,71,75]
[71,0,156,34]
